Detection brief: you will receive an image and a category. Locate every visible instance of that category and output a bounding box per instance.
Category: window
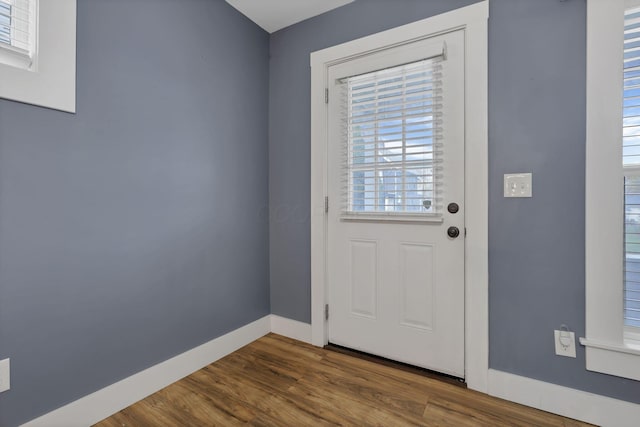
[583,0,640,381]
[624,7,640,331]
[0,0,35,70]
[341,57,444,217]
[0,0,76,113]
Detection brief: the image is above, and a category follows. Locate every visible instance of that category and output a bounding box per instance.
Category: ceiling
[225,0,355,33]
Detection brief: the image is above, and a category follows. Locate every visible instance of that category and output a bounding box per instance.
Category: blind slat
[348,109,441,126]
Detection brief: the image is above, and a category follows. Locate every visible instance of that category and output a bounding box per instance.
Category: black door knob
[448,203,459,214]
[447,226,460,238]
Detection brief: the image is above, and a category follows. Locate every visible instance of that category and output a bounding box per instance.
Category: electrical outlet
[0,358,9,393]
[554,330,576,358]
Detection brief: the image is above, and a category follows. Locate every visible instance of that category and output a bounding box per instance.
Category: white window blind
[623,7,640,328]
[340,56,444,216]
[0,0,34,63]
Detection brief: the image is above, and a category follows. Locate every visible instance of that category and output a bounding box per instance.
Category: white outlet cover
[504,173,532,198]
[0,358,9,393]
[554,330,577,358]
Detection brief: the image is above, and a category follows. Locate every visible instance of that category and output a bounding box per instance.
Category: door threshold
[324,343,466,388]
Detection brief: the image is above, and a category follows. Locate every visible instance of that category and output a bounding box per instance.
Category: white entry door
[327,30,465,377]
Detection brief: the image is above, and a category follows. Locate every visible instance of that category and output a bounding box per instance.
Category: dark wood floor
[95,334,593,426]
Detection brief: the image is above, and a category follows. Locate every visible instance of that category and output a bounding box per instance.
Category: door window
[341,58,444,216]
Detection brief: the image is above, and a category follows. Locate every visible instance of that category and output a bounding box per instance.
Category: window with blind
[340,57,443,217]
[0,0,35,69]
[583,0,640,382]
[624,8,640,330]
[0,0,75,112]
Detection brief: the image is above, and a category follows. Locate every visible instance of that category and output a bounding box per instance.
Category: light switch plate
[0,358,9,393]
[504,173,532,198]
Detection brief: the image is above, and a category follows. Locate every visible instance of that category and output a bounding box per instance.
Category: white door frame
[310,1,489,393]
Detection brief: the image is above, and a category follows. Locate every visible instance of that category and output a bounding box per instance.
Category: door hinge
[325,304,329,320]
[325,88,329,104]
[325,196,329,213]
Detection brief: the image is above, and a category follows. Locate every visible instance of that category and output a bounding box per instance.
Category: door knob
[447,226,460,238]
[447,203,459,214]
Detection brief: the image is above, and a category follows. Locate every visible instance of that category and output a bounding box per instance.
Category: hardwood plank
[195,364,337,426]
[424,395,559,427]
[94,333,594,427]
[288,377,426,426]
[181,376,256,423]
[301,357,429,417]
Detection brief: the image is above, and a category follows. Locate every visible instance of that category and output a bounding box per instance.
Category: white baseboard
[24,316,640,427]
[488,369,640,427]
[21,315,271,427]
[270,314,312,344]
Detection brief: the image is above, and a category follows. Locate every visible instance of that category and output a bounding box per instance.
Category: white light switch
[504,173,532,198]
[0,358,9,393]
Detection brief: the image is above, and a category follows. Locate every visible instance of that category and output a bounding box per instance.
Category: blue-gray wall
[0,0,270,425]
[488,0,640,403]
[268,0,640,406]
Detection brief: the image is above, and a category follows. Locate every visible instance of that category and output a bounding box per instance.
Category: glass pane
[0,3,10,46]
[624,8,640,168]
[351,170,376,213]
[625,176,640,328]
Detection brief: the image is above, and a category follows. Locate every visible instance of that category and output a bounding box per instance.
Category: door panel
[349,239,378,319]
[399,243,435,331]
[327,30,465,377]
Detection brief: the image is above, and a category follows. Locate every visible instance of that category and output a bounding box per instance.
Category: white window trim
[582,0,640,381]
[0,0,76,113]
[310,0,489,392]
